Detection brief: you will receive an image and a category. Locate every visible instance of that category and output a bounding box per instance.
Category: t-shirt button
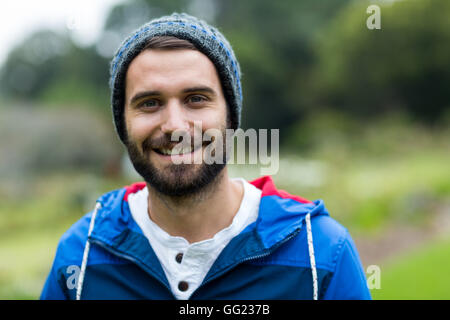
[178,281,189,292]
[175,252,183,263]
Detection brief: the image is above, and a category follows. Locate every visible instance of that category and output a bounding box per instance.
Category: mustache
[142,131,216,153]
[142,133,176,153]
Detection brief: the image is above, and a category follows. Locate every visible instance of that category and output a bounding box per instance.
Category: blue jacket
[41,176,371,300]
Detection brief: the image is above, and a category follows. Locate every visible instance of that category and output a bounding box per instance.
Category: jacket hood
[90,175,328,250]
[249,176,328,248]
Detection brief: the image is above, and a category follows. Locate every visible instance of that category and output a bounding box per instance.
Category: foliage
[309,0,450,123]
[1,0,449,135]
[0,30,110,112]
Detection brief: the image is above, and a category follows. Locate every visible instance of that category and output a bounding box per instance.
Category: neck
[146,167,244,243]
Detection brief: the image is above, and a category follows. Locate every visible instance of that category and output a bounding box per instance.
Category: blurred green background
[0,0,449,299]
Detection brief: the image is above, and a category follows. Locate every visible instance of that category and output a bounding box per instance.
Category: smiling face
[124,48,229,197]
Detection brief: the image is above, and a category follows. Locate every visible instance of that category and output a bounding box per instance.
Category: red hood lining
[249,175,312,204]
[123,176,312,204]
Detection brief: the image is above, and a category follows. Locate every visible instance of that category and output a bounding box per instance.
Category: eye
[187,95,207,104]
[139,99,160,109]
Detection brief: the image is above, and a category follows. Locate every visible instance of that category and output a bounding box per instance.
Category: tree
[308,0,450,124]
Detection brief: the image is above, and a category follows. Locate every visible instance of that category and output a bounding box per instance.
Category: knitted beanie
[109,12,242,144]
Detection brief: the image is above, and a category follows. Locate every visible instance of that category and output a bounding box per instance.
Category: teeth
[158,145,194,155]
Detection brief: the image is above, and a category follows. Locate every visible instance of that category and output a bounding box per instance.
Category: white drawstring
[305,213,318,300]
[76,202,101,300]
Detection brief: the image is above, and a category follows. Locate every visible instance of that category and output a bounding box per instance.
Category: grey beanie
[109,12,242,144]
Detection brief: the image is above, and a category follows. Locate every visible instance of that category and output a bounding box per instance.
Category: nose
[160,99,190,134]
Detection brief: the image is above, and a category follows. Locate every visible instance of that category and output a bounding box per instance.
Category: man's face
[124,49,228,197]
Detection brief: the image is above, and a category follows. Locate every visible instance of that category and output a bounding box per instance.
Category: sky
[0,0,124,65]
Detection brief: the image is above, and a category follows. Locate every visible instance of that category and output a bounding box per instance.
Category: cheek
[125,112,157,145]
[193,105,228,130]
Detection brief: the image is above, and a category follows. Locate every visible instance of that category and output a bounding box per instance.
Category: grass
[371,236,450,300]
[0,226,69,299]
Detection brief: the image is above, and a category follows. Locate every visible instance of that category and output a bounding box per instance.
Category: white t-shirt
[127,178,262,300]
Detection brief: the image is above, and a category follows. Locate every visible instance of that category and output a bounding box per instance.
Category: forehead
[125,49,221,96]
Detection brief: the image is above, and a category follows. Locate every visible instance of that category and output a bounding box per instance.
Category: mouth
[152,141,210,157]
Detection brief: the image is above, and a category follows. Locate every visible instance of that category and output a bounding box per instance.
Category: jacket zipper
[191,227,302,297]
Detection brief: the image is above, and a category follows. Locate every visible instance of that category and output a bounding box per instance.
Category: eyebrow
[129,86,217,106]
[129,90,160,106]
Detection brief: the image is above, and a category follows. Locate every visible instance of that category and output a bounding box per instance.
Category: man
[41,13,371,300]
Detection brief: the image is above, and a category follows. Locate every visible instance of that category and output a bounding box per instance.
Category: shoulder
[308,214,350,271]
[261,213,351,273]
[52,187,127,271]
[52,211,94,272]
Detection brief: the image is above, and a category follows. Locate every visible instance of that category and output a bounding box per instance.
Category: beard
[125,125,228,199]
